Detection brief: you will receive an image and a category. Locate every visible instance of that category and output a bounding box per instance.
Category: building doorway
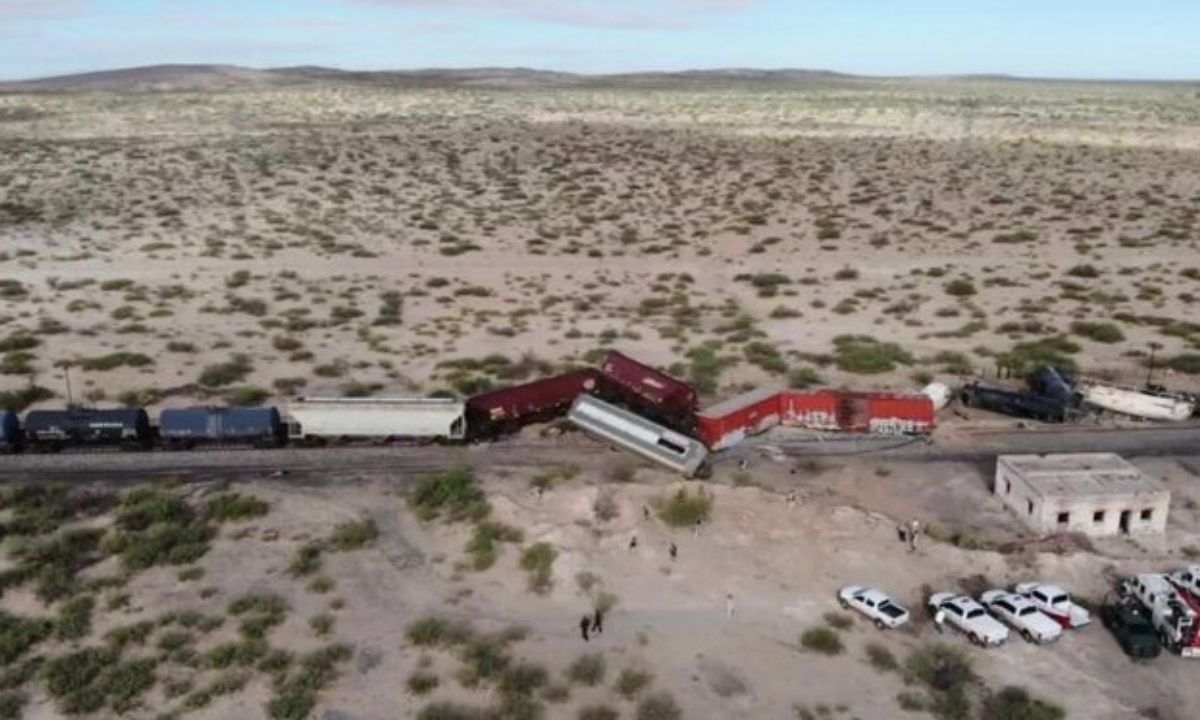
[1119,510,1131,534]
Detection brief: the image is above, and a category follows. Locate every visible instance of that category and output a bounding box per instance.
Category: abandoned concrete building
[994,453,1170,537]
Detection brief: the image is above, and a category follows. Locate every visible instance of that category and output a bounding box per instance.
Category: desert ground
[3,70,1200,720]
[3,451,1200,720]
[2,72,1200,410]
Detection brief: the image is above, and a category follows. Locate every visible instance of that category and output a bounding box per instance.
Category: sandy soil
[6,452,1198,720]
[1,80,1199,412]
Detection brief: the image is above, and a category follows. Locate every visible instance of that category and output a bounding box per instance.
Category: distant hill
[1,64,1192,93]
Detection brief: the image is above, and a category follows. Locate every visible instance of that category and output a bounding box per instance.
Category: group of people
[579,608,604,641]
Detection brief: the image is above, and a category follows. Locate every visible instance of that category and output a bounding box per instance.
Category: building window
[1093,510,1105,523]
[1141,509,1153,521]
[1027,499,1034,515]
[1057,512,1070,525]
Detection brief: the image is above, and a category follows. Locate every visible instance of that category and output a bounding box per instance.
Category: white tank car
[1081,383,1194,422]
[922,382,953,412]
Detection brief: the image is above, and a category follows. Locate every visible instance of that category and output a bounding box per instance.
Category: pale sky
[2,0,1198,81]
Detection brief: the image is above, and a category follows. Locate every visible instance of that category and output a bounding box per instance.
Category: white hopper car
[286,397,467,442]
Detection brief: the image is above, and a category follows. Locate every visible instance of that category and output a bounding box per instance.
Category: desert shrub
[636,692,682,720]
[55,594,95,641]
[406,617,474,648]
[744,341,788,374]
[226,386,270,406]
[205,493,269,521]
[865,642,898,671]
[833,335,914,374]
[944,279,977,297]
[616,668,653,698]
[417,703,491,720]
[519,543,557,595]
[1071,321,1124,344]
[465,521,523,571]
[78,352,154,371]
[309,613,334,637]
[1065,264,1100,278]
[833,266,859,281]
[800,626,843,655]
[788,366,823,389]
[288,543,323,577]
[0,691,25,720]
[102,621,153,651]
[0,611,53,664]
[904,643,975,718]
[207,639,269,669]
[329,519,378,551]
[267,644,352,720]
[566,653,606,686]
[41,647,155,714]
[999,336,1080,373]
[459,635,512,686]
[0,385,52,412]
[407,671,440,696]
[499,660,549,699]
[198,354,253,387]
[579,706,619,720]
[1165,354,1200,374]
[10,527,107,601]
[656,488,712,527]
[166,341,196,353]
[982,686,1064,720]
[0,333,38,353]
[409,467,489,523]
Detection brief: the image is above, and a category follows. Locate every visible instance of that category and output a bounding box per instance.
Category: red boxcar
[598,351,699,432]
[465,370,601,439]
[779,390,841,431]
[837,392,934,435]
[696,387,783,450]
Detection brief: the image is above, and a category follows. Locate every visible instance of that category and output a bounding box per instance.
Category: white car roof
[946,595,984,612]
[857,588,892,603]
[1021,582,1068,597]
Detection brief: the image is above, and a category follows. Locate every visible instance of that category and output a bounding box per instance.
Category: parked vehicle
[23,408,154,451]
[0,411,20,454]
[598,351,698,433]
[567,395,708,477]
[1169,566,1200,598]
[1121,574,1200,657]
[287,397,467,444]
[1081,382,1195,422]
[837,586,910,629]
[928,592,1009,646]
[1013,582,1092,629]
[1100,597,1162,659]
[979,590,1062,643]
[160,407,287,449]
[465,370,599,440]
[696,387,782,450]
[960,383,1073,423]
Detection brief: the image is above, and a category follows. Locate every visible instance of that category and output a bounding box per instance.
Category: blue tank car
[159,406,286,449]
[0,411,21,453]
[24,408,154,451]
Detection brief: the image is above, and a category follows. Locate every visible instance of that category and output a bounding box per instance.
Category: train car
[960,383,1071,423]
[160,406,286,449]
[0,411,21,454]
[839,393,936,435]
[567,395,709,477]
[779,390,840,431]
[696,387,783,450]
[286,397,466,443]
[465,370,600,440]
[23,408,154,451]
[1080,382,1194,422]
[1028,366,1079,405]
[598,351,699,433]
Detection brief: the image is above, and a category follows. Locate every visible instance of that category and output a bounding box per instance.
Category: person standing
[629,535,638,551]
[726,593,735,619]
[934,608,946,634]
[908,520,920,552]
[580,614,591,641]
[591,608,604,635]
[669,542,678,561]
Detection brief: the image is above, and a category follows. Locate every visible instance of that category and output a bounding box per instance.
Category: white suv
[838,586,911,629]
[1013,583,1091,629]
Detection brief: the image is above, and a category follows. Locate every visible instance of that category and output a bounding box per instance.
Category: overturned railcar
[465,371,600,440]
[160,407,287,449]
[0,411,21,454]
[696,387,783,451]
[960,383,1072,423]
[568,395,708,477]
[598,351,699,434]
[23,408,154,451]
